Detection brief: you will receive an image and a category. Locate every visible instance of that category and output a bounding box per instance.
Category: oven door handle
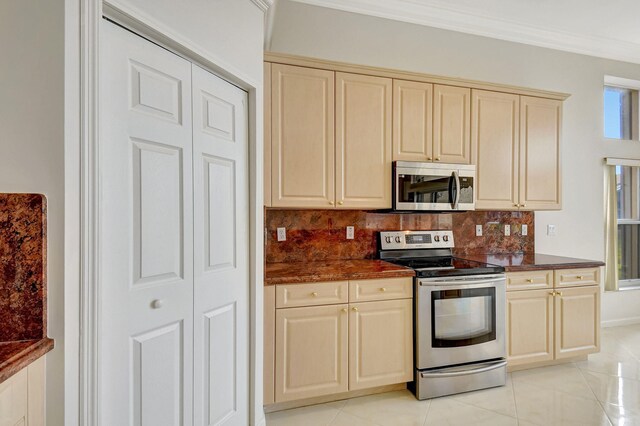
[420,360,507,378]
[419,275,506,286]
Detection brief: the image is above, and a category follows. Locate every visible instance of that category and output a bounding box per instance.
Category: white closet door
[192,65,249,425]
[99,21,194,426]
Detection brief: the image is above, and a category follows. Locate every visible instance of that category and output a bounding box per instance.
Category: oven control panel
[380,230,454,250]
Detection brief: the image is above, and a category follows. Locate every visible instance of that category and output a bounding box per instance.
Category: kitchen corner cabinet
[265,277,413,404]
[505,268,600,368]
[0,357,45,426]
[392,81,471,164]
[473,90,562,211]
[268,63,392,209]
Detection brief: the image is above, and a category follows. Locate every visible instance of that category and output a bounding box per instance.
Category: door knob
[151,299,164,309]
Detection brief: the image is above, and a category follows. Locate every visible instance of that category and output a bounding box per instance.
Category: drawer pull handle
[526,279,534,283]
[380,287,387,292]
[576,275,584,280]
[151,299,164,309]
[352,307,358,312]
[311,292,318,297]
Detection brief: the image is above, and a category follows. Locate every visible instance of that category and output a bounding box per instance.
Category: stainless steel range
[379,230,507,400]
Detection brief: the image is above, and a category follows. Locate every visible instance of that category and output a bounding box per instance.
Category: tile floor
[266,324,640,426]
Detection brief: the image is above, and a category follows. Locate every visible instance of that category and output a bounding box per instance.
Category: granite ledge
[458,253,605,272]
[265,259,415,285]
[0,338,54,384]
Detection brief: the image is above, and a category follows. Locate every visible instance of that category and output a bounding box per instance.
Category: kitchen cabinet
[0,357,44,426]
[270,64,335,208]
[266,277,413,405]
[505,268,600,369]
[392,81,471,164]
[264,62,272,207]
[473,90,562,211]
[335,73,392,209]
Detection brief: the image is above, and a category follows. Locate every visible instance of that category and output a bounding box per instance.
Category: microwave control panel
[380,230,454,250]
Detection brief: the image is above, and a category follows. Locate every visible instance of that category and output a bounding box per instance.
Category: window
[616,166,640,287]
[604,76,640,141]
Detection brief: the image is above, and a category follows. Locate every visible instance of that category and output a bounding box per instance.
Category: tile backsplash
[0,193,47,342]
[265,209,534,263]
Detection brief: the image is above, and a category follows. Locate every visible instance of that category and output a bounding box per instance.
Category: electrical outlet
[504,224,511,236]
[475,225,483,237]
[521,224,528,236]
[346,226,355,240]
[547,224,556,236]
[277,227,286,241]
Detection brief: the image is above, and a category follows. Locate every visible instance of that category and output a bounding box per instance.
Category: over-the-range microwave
[392,161,476,212]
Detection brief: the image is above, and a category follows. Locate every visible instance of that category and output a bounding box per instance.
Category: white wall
[269,0,640,325]
[0,2,65,425]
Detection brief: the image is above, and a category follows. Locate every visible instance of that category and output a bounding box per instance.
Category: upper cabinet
[264,54,567,210]
[270,64,335,208]
[336,73,392,209]
[392,81,471,164]
[473,90,562,210]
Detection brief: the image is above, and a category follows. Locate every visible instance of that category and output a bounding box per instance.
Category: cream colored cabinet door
[554,286,600,360]
[0,358,44,426]
[349,299,413,390]
[336,72,392,209]
[472,90,520,210]
[392,79,433,161]
[433,85,471,164]
[275,304,349,402]
[264,62,272,207]
[506,289,554,367]
[271,64,335,208]
[519,96,562,210]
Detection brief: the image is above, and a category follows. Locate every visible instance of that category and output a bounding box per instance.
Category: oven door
[394,163,475,211]
[416,274,506,370]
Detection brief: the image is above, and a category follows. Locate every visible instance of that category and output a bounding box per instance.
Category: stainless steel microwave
[393,161,476,212]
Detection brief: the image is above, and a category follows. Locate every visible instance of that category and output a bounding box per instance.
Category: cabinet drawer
[276,281,348,308]
[506,270,553,291]
[349,277,413,302]
[554,268,600,288]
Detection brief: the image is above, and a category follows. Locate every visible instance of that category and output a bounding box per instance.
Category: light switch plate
[475,225,483,237]
[277,227,286,241]
[346,226,355,240]
[521,224,528,236]
[547,224,556,236]
[504,224,511,236]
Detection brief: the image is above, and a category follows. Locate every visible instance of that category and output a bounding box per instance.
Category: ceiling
[285,0,640,64]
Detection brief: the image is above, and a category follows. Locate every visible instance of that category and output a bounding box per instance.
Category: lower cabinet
[0,357,45,426]
[267,277,413,404]
[505,268,600,369]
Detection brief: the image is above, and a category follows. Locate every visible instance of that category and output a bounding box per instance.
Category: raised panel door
[472,90,520,210]
[392,79,433,161]
[264,62,272,207]
[0,368,27,426]
[271,64,335,208]
[275,304,349,402]
[555,286,600,359]
[192,64,249,425]
[519,96,562,210]
[349,299,413,390]
[506,289,554,366]
[433,85,471,164]
[336,73,392,209]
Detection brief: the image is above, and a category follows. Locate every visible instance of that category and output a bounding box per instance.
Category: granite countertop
[459,253,605,272]
[0,338,54,383]
[265,259,415,285]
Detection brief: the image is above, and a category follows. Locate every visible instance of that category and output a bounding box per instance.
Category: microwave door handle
[453,171,461,209]
[448,174,455,208]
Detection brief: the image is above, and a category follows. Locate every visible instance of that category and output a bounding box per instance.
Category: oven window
[431,287,496,347]
[396,173,474,205]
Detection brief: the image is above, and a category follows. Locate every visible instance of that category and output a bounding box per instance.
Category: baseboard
[601,316,640,328]
[507,355,587,372]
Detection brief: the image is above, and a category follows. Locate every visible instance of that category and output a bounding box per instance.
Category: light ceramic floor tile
[582,370,640,409]
[575,350,640,380]
[448,374,517,418]
[424,398,518,426]
[266,402,341,426]
[600,402,640,426]
[341,390,430,426]
[511,363,597,400]
[512,380,611,426]
[329,411,380,426]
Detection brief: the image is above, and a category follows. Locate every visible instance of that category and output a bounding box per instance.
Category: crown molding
[289,0,640,65]
[251,0,274,13]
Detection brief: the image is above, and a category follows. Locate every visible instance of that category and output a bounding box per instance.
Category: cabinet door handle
[549,291,556,296]
[427,157,432,161]
[342,308,347,313]
[435,157,441,161]
[556,291,563,296]
[513,203,520,207]
[329,201,334,205]
[311,292,318,297]
[521,204,526,208]
[352,307,358,312]
[338,201,344,205]
[576,275,584,280]
[380,287,386,292]
[526,279,534,283]
[151,299,164,309]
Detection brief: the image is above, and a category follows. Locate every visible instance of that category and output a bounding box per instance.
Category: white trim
[289,0,640,65]
[605,75,640,91]
[251,0,274,13]
[605,157,640,167]
[602,316,640,328]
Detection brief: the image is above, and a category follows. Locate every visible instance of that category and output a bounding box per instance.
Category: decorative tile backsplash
[265,209,534,263]
[0,194,47,342]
